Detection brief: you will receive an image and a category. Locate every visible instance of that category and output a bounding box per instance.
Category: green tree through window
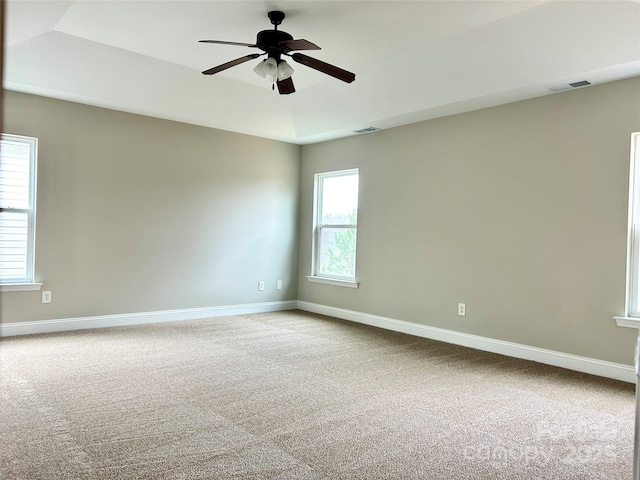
[323,210,357,276]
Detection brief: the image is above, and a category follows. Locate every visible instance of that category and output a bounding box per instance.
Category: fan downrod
[268,11,285,28]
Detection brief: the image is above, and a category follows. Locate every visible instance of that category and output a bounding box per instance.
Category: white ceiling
[4,1,640,145]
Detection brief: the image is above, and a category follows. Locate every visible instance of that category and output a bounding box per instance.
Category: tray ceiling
[4,1,639,144]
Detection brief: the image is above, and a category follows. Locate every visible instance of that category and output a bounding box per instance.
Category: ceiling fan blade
[290,53,355,83]
[199,40,257,47]
[202,54,261,75]
[277,77,296,95]
[279,39,320,52]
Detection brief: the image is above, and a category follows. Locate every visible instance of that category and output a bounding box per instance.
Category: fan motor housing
[256,30,293,56]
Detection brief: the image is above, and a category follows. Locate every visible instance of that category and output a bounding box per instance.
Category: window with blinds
[0,134,38,284]
[626,132,640,316]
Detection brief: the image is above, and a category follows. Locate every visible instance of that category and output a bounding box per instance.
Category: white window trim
[310,168,359,287]
[615,132,640,328]
[306,276,359,288]
[0,133,38,286]
[0,283,43,292]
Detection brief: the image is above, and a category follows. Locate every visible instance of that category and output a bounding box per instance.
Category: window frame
[308,168,359,287]
[0,133,40,289]
[626,132,640,317]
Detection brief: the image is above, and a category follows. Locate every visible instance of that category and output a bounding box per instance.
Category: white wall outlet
[458,303,466,316]
[42,291,52,304]
[258,281,265,291]
[277,280,283,290]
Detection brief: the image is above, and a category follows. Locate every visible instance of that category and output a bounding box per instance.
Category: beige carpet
[0,310,635,479]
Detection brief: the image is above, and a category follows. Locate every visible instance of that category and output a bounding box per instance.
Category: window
[626,132,640,316]
[0,134,38,286]
[310,169,359,287]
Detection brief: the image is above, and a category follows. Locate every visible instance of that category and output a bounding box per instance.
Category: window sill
[613,316,640,329]
[0,283,43,292]
[306,276,359,288]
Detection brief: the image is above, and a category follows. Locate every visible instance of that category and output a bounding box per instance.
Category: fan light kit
[199,10,355,94]
[253,57,294,83]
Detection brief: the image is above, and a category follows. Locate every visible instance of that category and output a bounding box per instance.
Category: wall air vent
[354,127,379,134]
[549,80,592,92]
[569,80,591,88]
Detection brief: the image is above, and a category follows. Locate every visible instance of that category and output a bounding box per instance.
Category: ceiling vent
[549,80,591,92]
[354,127,379,134]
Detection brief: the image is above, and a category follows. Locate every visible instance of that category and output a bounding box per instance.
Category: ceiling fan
[199,10,356,95]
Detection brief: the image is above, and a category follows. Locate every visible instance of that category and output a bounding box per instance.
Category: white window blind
[0,134,37,284]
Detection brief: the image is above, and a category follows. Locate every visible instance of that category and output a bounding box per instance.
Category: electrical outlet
[458,303,466,316]
[42,291,52,304]
[258,281,265,291]
[277,280,283,290]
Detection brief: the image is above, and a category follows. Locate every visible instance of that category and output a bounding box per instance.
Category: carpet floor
[0,310,635,479]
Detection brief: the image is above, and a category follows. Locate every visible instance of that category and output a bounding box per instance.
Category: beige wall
[298,77,640,365]
[1,91,301,322]
[4,78,640,366]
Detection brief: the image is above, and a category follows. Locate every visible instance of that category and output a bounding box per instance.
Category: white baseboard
[0,301,298,337]
[3,299,634,383]
[297,301,636,384]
